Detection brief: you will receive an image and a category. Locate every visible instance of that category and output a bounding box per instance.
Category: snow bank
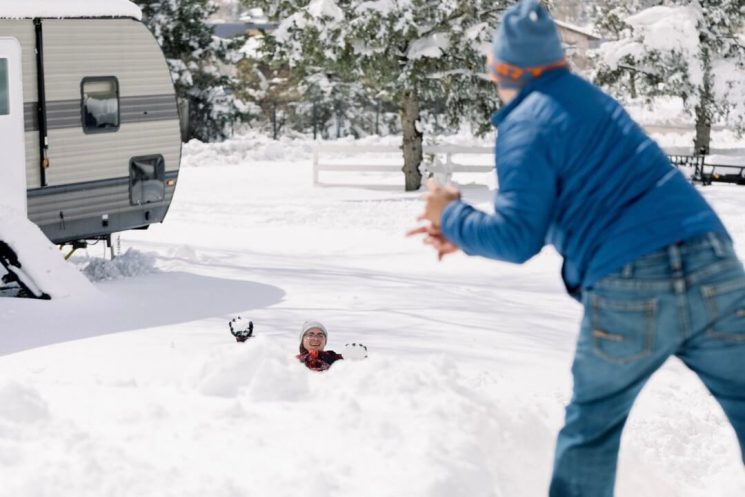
[0,335,563,497]
[182,133,315,166]
[81,249,158,282]
[0,381,49,423]
[0,212,96,299]
[0,0,142,20]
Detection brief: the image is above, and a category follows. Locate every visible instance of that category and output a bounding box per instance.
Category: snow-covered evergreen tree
[595,1,745,153]
[248,0,507,190]
[134,0,249,142]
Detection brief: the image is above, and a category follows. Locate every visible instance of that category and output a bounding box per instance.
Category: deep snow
[0,131,744,496]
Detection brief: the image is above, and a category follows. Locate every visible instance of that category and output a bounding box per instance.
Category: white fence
[312,143,495,187]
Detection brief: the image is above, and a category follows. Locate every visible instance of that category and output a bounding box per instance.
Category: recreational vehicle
[0,0,181,246]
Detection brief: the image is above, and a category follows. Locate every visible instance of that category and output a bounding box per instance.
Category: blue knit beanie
[489,0,566,88]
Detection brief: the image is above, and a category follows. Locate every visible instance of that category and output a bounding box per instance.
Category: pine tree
[134,0,249,142]
[248,0,508,190]
[594,0,745,153]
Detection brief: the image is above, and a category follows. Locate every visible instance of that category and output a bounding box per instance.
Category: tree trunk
[694,97,712,155]
[400,90,423,191]
[694,50,713,155]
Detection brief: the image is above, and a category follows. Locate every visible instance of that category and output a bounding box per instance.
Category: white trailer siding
[44,121,180,185]
[0,20,41,188]
[42,19,174,100]
[39,19,181,188]
[0,20,37,101]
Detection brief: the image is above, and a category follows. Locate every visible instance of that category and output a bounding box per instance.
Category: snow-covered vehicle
[0,0,181,245]
[0,0,180,298]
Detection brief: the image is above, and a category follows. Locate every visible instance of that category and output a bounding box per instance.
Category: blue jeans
[550,233,745,497]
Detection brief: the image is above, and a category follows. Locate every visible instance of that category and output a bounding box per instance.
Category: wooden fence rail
[312,143,495,187]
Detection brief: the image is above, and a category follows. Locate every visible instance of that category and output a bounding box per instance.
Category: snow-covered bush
[135,0,251,142]
[594,1,745,153]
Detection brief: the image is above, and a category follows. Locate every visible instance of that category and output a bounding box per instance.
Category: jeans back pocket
[590,295,657,364]
[701,275,745,342]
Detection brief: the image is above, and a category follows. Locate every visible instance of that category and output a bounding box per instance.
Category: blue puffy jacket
[440,69,728,296]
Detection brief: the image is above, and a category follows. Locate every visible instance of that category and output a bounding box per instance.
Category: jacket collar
[490,68,570,128]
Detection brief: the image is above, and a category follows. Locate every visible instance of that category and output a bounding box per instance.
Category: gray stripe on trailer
[23,94,179,131]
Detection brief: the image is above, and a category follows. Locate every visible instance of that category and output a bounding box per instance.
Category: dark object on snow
[0,241,51,300]
[669,154,745,186]
[229,317,254,342]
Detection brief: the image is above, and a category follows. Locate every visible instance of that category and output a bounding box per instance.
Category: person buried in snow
[297,321,344,372]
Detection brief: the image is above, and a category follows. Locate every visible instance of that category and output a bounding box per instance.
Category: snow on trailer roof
[0,0,142,20]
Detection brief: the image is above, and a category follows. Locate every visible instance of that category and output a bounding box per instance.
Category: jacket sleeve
[440,119,557,264]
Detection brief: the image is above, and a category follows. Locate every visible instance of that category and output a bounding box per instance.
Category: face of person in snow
[302,328,326,352]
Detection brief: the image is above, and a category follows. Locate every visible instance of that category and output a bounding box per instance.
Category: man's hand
[407,179,462,260]
[407,224,460,260]
[417,179,461,228]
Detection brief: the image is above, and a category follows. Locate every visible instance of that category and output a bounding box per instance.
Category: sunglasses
[304,332,326,339]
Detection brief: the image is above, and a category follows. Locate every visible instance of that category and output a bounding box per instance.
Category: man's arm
[440,119,558,263]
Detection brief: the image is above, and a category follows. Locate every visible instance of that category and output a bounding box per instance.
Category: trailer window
[81,77,119,133]
[0,59,8,115]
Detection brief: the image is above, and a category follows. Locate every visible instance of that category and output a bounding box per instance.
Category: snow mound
[182,132,315,167]
[81,249,158,282]
[0,381,49,423]
[0,212,96,299]
[189,338,559,496]
[195,337,311,399]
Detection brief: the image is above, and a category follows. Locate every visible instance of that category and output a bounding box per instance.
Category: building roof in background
[210,21,278,39]
[0,0,142,20]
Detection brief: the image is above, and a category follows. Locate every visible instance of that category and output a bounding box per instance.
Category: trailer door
[0,37,27,216]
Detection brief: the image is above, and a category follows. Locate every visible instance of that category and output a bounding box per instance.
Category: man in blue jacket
[409,0,745,495]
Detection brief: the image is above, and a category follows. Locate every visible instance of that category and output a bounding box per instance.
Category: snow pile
[182,133,316,167]
[0,0,142,20]
[0,335,563,497]
[0,212,96,299]
[80,249,159,282]
[0,381,49,423]
[624,97,692,128]
[0,329,741,497]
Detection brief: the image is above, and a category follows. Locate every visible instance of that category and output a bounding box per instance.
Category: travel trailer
[0,0,181,246]
[0,0,180,298]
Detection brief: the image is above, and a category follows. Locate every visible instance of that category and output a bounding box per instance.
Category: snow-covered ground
[0,131,744,496]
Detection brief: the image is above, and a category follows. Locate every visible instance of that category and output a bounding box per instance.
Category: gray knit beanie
[300,320,328,342]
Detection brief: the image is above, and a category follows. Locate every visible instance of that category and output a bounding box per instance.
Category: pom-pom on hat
[489,0,567,88]
[300,320,328,341]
